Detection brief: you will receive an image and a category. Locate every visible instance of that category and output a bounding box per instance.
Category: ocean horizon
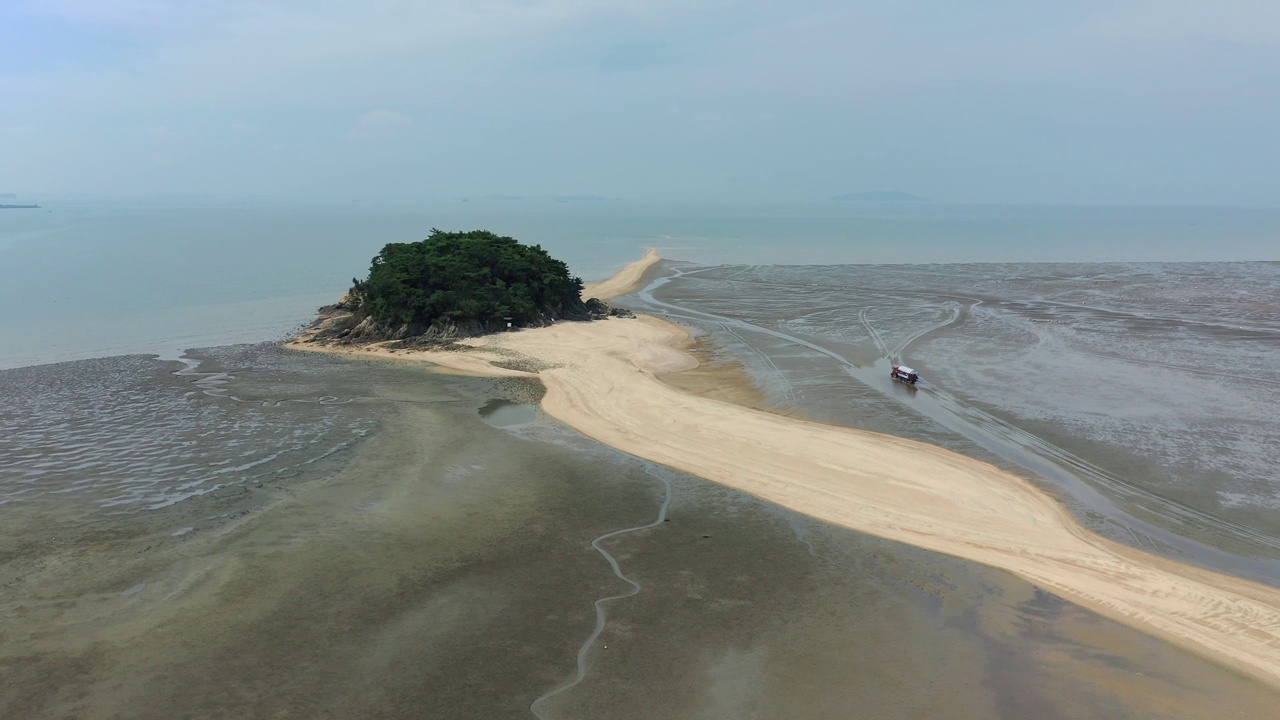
[3,199,1280,370]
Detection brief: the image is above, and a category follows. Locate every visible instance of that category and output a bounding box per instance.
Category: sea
[3,199,1280,574]
[3,199,1279,370]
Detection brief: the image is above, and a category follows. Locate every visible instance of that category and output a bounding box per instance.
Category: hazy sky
[3,0,1279,204]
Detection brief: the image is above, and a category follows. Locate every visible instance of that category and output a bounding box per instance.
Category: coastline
[581,248,661,300]
[291,251,1280,688]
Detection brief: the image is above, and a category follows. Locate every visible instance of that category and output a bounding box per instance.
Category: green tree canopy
[348,229,586,331]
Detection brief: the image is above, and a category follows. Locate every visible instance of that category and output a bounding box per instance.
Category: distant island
[0,204,40,210]
[458,195,621,203]
[829,191,929,203]
[301,229,620,346]
[553,195,619,203]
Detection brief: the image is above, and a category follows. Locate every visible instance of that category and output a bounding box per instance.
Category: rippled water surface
[0,345,388,515]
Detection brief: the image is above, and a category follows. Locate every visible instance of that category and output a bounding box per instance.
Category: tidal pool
[479,399,538,428]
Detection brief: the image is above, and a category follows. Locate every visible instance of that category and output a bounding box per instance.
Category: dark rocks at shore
[299,296,631,348]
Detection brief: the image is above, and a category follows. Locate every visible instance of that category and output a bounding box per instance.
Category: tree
[347,229,587,334]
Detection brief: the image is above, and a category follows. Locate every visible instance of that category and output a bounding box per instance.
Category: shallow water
[639,261,1280,582]
[0,345,389,515]
[478,399,538,428]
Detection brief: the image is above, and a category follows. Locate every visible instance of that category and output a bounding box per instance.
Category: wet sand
[642,262,1280,573]
[1,364,654,718]
[5,348,1279,718]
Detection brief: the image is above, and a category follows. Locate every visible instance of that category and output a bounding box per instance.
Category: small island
[301,229,625,346]
[0,193,39,208]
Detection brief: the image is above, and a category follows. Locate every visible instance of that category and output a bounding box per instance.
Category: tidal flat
[642,261,1280,583]
[3,344,1278,717]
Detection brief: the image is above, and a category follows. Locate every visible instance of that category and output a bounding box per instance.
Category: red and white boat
[890,365,919,384]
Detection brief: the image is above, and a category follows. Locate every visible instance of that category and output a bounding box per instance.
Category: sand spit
[582,248,661,300]
[294,266,1280,690]
[18,350,1276,717]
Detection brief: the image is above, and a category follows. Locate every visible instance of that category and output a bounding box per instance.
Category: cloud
[5,1,1280,203]
[8,0,708,114]
[347,109,411,139]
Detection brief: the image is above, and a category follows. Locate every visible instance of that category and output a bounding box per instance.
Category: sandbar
[581,248,661,300]
[311,253,1280,688]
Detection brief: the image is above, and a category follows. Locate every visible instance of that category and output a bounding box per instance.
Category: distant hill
[0,193,17,200]
[829,191,929,203]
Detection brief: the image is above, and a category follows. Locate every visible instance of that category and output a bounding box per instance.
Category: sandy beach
[581,248,662,301]
[322,251,1280,689]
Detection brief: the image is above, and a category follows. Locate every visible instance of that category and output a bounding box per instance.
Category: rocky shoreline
[297,294,635,349]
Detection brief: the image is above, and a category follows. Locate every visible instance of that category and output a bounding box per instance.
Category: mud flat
[3,345,1278,717]
[1,351,673,718]
[641,262,1280,574]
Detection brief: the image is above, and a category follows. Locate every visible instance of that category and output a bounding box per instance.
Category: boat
[891,365,919,384]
